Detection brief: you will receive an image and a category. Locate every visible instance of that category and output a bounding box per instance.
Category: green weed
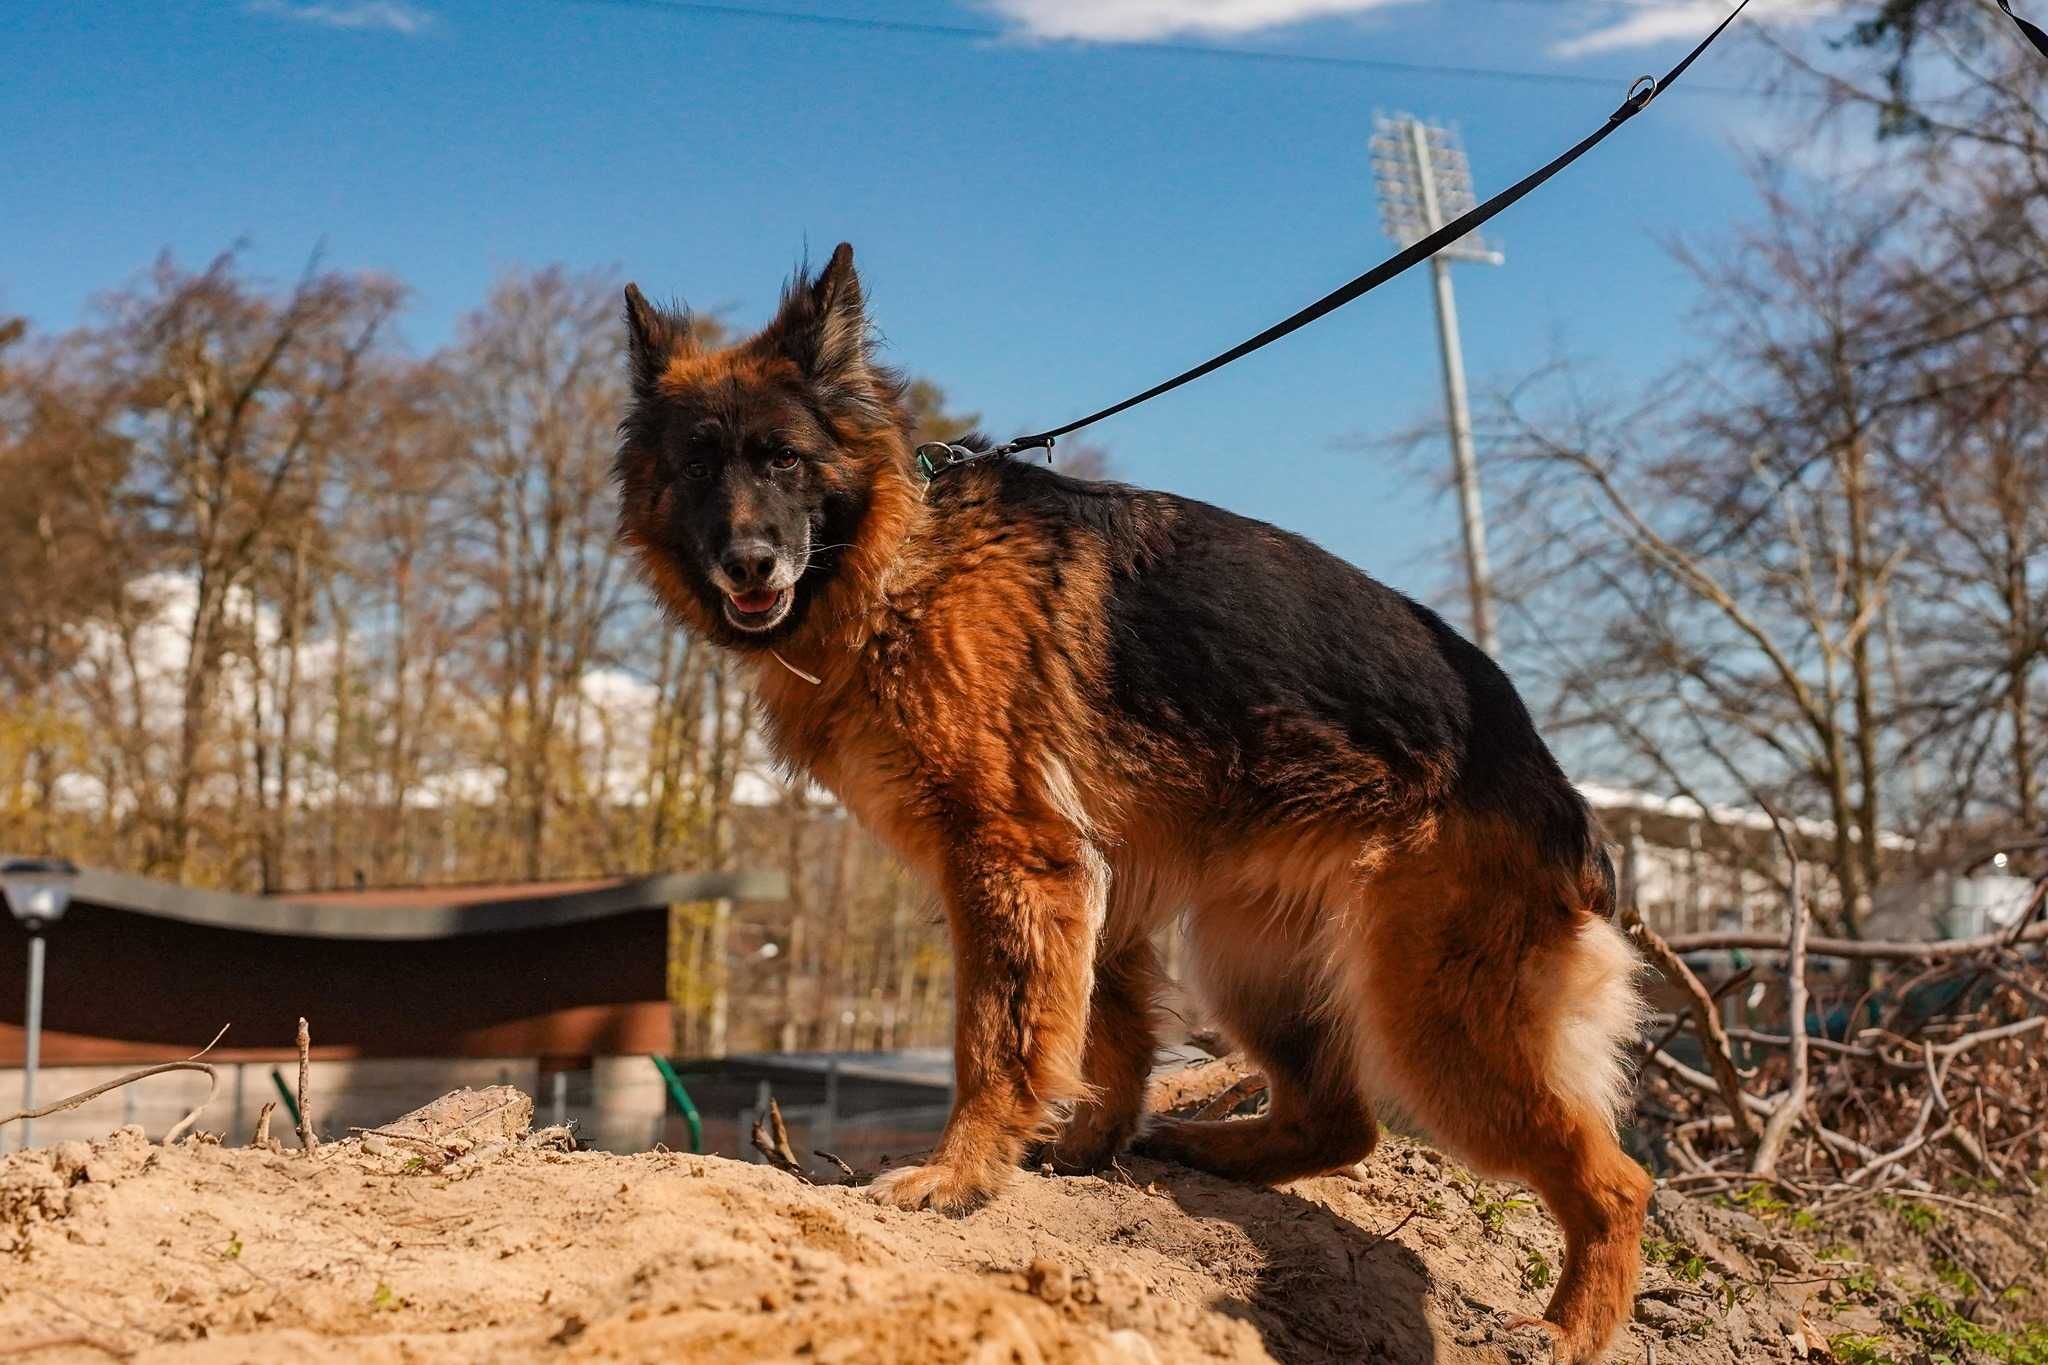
[1470,1190,1533,1238]
[1828,1332,1898,1365]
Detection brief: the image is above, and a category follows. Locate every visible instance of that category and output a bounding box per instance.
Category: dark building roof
[3,867,785,1065]
[67,867,785,940]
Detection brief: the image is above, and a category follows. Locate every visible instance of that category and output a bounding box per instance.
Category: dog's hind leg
[1351,821,1650,1364]
[1134,890,1377,1183]
[1044,937,1164,1173]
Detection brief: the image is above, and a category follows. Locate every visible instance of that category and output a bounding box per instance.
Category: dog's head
[614,243,914,645]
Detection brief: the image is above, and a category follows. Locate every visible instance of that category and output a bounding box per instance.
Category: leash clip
[915,435,1056,481]
[915,434,1059,482]
[915,442,979,480]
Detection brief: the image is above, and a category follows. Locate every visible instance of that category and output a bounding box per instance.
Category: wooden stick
[1193,1073,1270,1121]
[0,1062,216,1137]
[1753,816,1810,1178]
[1644,1049,1883,1166]
[295,1017,317,1153]
[1728,1015,2047,1067]
[1358,1206,1423,1255]
[0,1024,228,1143]
[1628,917,1761,1145]
[1661,1170,1808,1194]
[749,1109,807,1178]
[767,1098,801,1168]
[1663,921,2048,960]
[1847,1119,1954,1187]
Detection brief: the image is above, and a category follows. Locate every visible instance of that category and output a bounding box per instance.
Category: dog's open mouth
[723,586,793,632]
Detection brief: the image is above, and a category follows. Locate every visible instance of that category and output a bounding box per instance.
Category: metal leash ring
[914,442,980,479]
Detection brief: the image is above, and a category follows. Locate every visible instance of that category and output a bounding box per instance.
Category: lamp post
[1371,112,1504,657]
[2,856,78,1150]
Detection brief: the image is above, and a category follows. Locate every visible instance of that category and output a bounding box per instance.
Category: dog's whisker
[798,542,855,576]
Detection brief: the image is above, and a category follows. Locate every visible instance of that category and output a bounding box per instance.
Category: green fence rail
[649,1054,703,1153]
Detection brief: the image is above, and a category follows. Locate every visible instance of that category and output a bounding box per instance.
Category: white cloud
[986,0,1415,42]
[1549,0,1831,58]
[245,0,434,35]
[1550,4,1724,57]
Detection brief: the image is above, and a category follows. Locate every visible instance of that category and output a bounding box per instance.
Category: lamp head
[1,857,79,931]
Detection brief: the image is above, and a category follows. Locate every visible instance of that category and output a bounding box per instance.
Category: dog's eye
[683,461,710,480]
[770,448,801,471]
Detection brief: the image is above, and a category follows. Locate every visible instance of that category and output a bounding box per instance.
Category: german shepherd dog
[615,245,1651,1362]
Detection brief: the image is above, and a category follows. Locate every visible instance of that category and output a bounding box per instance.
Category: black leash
[917,0,1757,480]
[2001,0,2048,56]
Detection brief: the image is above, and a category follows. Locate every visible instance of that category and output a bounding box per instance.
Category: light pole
[1371,112,1503,657]
[3,856,78,1150]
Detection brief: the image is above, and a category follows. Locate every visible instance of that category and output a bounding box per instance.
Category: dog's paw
[1038,1143,1114,1177]
[1031,1119,1132,1176]
[1501,1314,1572,1364]
[866,1158,1008,1214]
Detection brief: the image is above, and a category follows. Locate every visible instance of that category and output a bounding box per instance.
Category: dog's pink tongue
[729,588,779,614]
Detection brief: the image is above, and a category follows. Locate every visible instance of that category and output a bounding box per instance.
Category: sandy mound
[0,1103,1852,1365]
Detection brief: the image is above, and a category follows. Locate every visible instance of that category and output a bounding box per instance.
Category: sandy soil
[0,1099,1857,1365]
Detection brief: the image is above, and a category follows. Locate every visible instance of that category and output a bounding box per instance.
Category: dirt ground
[0,1108,1882,1365]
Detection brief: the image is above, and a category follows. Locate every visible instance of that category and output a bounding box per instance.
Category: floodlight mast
[1371,113,1502,657]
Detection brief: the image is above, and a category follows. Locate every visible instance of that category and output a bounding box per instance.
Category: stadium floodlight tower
[1371,112,1503,657]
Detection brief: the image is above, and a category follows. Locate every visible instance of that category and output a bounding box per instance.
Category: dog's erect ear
[769,243,884,419]
[805,242,865,377]
[623,283,675,388]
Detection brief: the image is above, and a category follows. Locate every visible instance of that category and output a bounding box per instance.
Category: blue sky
[2,0,1827,610]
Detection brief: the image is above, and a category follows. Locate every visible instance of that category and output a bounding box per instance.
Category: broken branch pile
[1633,864,2048,1203]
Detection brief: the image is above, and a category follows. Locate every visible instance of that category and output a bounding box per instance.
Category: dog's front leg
[867,832,1100,1214]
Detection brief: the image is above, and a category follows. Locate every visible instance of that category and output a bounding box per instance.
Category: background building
[0,867,780,1151]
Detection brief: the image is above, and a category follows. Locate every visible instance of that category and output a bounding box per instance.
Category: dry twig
[1630,917,1760,1146]
[750,1098,809,1178]
[1751,814,1810,1179]
[0,1024,229,1144]
[1358,1206,1424,1255]
[1663,920,2048,959]
[1193,1073,1271,1121]
[295,1017,316,1153]
[767,1098,800,1167]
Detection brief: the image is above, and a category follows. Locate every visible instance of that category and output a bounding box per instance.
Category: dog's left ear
[769,243,884,419]
[623,283,678,389]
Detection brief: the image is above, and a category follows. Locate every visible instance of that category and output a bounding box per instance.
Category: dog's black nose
[721,540,777,589]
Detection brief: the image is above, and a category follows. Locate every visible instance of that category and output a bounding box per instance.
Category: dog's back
[929,455,1603,876]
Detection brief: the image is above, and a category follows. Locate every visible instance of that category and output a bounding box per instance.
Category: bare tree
[441,267,636,880]
[1481,180,1930,931]
[82,252,398,882]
